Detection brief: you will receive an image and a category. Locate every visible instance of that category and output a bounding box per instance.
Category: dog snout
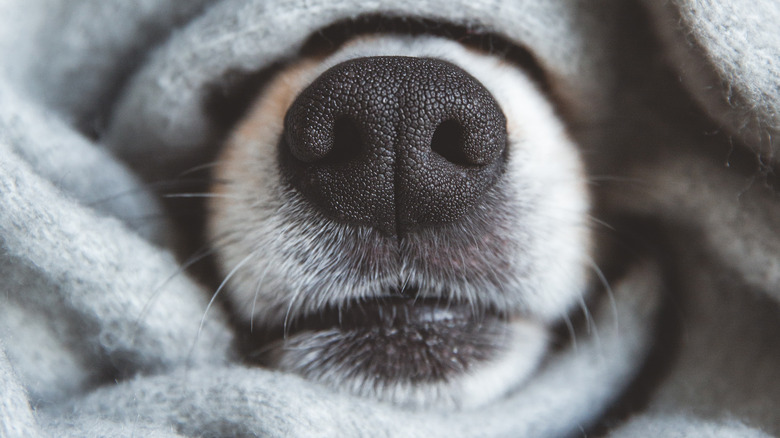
[280,56,507,236]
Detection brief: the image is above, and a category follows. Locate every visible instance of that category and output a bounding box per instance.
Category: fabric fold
[641,0,780,161]
[104,0,617,180]
[47,261,663,438]
[0,141,233,402]
[1,0,778,436]
[0,345,41,438]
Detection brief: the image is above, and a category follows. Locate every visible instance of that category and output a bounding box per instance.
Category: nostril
[327,117,363,164]
[280,56,507,234]
[286,116,363,164]
[430,119,470,166]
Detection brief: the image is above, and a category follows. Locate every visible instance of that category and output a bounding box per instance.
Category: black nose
[279,56,507,236]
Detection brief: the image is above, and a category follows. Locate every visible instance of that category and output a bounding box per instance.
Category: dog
[207,34,592,409]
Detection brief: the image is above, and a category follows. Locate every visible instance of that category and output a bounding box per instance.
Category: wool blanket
[1,1,778,437]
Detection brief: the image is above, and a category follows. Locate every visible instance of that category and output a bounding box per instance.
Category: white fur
[208,35,591,408]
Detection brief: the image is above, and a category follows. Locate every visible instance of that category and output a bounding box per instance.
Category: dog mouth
[240,291,510,384]
[209,32,590,407]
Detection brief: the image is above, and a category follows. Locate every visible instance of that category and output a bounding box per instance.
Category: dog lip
[239,294,509,376]
[260,295,500,341]
[238,294,511,387]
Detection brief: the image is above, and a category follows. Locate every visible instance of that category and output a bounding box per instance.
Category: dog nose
[280,56,507,236]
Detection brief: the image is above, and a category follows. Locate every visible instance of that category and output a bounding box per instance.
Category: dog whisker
[117,213,170,224]
[249,266,271,333]
[282,282,304,340]
[247,223,294,332]
[585,255,619,334]
[163,193,249,200]
[586,215,617,232]
[189,250,257,363]
[562,310,579,351]
[585,175,649,185]
[207,34,589,408]
[176,160,231,178]
[576,292,601,353]
[129,231,239,354]
[87,178,222,207]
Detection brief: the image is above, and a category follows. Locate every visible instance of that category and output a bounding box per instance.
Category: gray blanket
[1,0,778,437]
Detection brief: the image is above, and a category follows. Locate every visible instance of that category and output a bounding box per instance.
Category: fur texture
[1,1,778,436]
[209,36,589,407]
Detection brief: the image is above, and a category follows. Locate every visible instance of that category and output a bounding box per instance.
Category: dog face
[208,35,591,408]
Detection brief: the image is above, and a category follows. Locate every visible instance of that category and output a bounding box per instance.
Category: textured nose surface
[279,56,507,235]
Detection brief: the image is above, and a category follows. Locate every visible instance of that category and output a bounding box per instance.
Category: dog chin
[208,35,591,408]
